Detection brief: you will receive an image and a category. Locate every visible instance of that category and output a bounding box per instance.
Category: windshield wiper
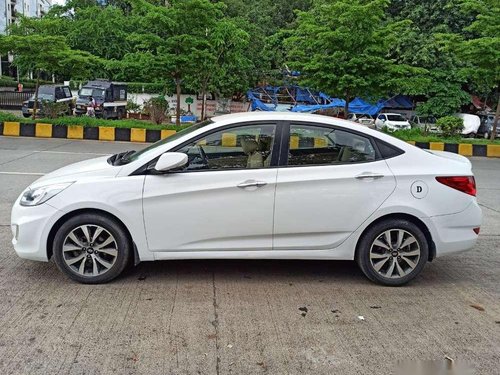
[107,150,136,166]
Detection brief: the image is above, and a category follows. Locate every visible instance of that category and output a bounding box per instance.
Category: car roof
[212,111,356,125]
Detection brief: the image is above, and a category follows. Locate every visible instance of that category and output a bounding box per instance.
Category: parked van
[75,80,127,119]
[21,85,74,118]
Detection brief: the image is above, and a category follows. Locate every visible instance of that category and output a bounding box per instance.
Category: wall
[128,93,249,118]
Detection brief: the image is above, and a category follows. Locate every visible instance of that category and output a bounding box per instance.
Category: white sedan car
[375,113,411,131]
[11,112,481,286]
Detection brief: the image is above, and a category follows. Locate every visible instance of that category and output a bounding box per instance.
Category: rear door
[273,122,396,250]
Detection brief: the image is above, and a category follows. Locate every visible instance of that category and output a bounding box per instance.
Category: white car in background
[347,113,375,128]
[455,113,481,137]
[375,113,411,131]
[11,112,481,286]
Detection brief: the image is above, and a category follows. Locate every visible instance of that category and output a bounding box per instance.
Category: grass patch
[0,111,189,131]
[389,128,500,145]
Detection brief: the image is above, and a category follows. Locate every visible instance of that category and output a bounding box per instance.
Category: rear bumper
[426,201,482,257]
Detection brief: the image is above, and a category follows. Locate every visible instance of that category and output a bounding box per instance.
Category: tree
[126,0,227,125]
[286,0,415,115]
[0,34,100,119]
[186,19,251,120]
[458,0,500,141]
[387,2,475,117]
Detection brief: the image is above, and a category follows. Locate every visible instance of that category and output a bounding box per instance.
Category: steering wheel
[197,145,209,168]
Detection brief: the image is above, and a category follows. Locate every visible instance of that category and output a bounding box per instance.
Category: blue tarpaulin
[247,86,413,115]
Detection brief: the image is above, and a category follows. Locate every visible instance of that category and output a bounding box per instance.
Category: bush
[126,99,141,114]
[69,81,166,94]
[143,96,169,124]
[436,116,464,137]
[41,100,70,119]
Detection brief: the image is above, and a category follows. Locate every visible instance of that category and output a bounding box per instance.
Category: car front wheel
[53,213,131,284]
[356,219,429,286]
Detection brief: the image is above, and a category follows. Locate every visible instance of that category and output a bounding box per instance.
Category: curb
[406,141,500,158]
[0,121,499,158]
[0,122,177,143]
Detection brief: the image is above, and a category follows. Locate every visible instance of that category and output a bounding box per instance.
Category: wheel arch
[355,213,436,261]
[46,208,138,263]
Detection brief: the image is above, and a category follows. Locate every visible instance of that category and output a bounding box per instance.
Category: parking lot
[0,135,498,375]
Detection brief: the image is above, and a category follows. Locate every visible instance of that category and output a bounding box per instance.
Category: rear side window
[375,139,404,159]
[287,124,376,166]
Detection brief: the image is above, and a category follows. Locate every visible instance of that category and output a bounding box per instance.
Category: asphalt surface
[0,136,498,375]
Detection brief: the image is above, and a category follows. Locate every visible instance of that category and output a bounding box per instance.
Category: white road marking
[0,171,45,176]
[35,150,109,156]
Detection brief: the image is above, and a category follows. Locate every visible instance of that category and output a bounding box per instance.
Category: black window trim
[137,120,284,175]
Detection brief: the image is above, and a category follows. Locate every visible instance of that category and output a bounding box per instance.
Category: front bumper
[11,199,62,261]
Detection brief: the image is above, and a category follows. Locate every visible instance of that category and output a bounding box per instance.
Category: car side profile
[11,112,481,286]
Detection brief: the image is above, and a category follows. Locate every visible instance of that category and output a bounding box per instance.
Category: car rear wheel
[53,213,131,284]
[356,219,429,286]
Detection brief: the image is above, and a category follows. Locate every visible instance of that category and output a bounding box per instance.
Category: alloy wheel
[369,229,421,279]
[62,224,118,277]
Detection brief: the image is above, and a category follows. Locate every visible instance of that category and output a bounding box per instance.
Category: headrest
[241,138,259,154]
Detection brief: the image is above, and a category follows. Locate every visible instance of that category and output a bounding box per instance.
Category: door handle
[355,172,385,180]
[237,180,267,188]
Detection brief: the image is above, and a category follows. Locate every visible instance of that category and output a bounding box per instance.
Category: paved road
[0,136,498,375]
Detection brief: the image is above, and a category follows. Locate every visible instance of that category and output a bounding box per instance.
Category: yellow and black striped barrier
[405,140,500,158]
[0,121,177,143]
[0,121,499,157]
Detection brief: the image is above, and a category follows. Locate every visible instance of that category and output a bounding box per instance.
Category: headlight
[20,182,74,207]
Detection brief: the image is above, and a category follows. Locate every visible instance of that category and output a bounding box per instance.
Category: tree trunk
[32,70,41,120]
[491,93,500,142]
[175,78,181,127]
[343,92,350,119]
[201,82,208,121]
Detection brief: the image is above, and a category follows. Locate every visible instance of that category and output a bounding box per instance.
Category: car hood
[31,155,120,187]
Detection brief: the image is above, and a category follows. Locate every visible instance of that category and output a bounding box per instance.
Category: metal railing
[0,91,33,109]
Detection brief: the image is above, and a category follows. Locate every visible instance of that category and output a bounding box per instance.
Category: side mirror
[154,152,188,173]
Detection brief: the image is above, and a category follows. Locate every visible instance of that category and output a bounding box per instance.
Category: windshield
[386,114,406,122]
[80,88,105,97]
[32,87,55,101]
[31,93,55,101]
[127,120,213,162]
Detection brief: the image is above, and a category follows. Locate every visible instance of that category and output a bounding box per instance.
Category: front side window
[63,87,72,98]
[378,114,385,120]
[287,124,376,166]
[176,124,276,171]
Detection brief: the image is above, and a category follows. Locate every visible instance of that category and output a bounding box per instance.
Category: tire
[356,219,429,286]
[22,113,30,118]
[52,213,131,284]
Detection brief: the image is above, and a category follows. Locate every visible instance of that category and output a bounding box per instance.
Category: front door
[142,122,280,252]
[273,122,396,250]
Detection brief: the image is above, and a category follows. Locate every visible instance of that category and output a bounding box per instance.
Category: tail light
[436,176,476,196]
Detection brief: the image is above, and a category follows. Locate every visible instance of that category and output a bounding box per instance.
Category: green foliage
[436,116,464,137]
[285,0,423,113]
[0,111,24,122]
[388,127,500,145]
[126,99,141,114]
[41,100,70,118]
